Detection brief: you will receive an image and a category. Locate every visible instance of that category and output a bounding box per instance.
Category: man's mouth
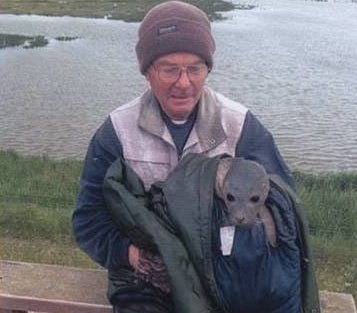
[171,94,192,101]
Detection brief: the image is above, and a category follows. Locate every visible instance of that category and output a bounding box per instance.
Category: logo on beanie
[158,25,178,35]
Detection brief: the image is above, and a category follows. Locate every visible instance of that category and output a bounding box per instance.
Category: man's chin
[164,98,197,120]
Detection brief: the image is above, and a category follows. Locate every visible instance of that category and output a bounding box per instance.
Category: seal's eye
[226,193,235,202]
[250,195,260,203]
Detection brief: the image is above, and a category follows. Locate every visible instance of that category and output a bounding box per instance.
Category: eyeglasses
[152,63,210,83]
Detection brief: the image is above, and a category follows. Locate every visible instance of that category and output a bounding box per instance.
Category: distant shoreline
[0,0,238,51]
[0,0,236,22]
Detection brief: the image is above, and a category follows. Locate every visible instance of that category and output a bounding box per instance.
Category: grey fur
[215,157,277,246]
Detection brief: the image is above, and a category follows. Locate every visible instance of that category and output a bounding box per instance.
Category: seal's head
[215,157,270,227]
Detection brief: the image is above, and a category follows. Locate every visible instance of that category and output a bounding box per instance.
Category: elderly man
[72,1,320,313]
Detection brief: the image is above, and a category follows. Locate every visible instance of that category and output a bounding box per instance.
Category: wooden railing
[0,260,355,313]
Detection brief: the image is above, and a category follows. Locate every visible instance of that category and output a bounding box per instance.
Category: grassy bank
[0,150,94,267]
[294,171,357,297]
[0,0,236,22]
[0,150,356,298]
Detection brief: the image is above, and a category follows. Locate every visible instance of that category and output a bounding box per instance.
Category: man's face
[146,53,209,121]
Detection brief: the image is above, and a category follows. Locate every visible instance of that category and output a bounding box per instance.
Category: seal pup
[215,157,277,247]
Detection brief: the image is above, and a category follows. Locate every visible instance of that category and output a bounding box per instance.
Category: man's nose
[175,69,191,88]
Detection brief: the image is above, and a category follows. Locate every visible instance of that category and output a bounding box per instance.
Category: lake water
[0,0,356,173]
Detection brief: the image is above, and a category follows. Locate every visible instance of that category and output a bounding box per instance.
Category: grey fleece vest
[110,86,248,190]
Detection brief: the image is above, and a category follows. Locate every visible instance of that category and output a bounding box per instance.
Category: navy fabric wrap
[213,189,301,313]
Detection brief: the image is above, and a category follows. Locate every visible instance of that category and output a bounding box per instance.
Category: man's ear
[145,66,153,81]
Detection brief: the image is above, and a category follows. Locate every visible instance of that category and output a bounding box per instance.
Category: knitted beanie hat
[136,1,216,74]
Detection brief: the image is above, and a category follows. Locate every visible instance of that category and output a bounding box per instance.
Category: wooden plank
[320,290,356,313]
[1,260,356,313]
[0,260,112,312]
[0,260,109,305]
[2,291,355,313]
[0,309,21,313]
[0,294,112,313]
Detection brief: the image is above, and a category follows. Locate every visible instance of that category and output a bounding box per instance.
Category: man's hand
[128,244,171,293]
[128,244,141,269]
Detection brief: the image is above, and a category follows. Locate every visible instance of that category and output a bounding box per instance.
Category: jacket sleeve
[72,117,131,270]
[236,111,296,191]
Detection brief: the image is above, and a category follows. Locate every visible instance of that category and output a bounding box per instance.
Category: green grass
[295,171,357,239]
[311,236,356,296]
[0,0,236,22]
[0,150,97,268]
[294,171,357,298]
[0,150,356,299]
